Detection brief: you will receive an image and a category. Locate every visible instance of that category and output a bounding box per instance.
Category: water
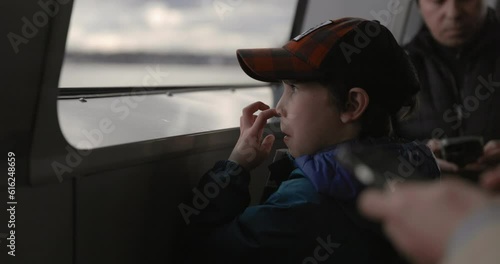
[59,61,261,88]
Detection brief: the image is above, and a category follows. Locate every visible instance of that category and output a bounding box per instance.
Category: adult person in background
[359,165,500,264]
[394,0,500,171]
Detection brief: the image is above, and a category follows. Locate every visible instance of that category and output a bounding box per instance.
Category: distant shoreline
[64,52,239,65]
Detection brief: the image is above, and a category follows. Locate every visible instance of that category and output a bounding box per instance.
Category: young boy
[180,17,440,263]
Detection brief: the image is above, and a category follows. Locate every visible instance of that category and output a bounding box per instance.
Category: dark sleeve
[180,160,252,227]
[178,161,315,263]
[180,160,263,261]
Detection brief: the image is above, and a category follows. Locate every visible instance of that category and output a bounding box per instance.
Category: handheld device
[334,144,432,190]
[440,136,484,168]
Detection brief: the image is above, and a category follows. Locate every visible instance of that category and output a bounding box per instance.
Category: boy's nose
[275,97,285,117]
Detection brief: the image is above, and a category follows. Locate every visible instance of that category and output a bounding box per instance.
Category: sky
[66,0,298,55]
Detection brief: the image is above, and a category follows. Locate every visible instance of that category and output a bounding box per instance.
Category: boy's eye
[282,81,298,93]
[430,0,445,5]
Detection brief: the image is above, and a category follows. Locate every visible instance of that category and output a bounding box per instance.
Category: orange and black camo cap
[236,17,420,112]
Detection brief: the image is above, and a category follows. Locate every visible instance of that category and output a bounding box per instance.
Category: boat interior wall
[1,1,67,187]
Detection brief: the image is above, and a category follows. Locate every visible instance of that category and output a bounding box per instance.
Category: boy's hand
[228,102,277,171]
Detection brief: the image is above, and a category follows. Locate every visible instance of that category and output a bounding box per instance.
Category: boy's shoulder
[264,176,323,207]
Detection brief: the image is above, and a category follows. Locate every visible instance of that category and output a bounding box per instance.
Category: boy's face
[419,0,487,48]
[276,81,352,158]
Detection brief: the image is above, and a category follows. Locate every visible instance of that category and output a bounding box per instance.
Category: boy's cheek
[286,113,299,121]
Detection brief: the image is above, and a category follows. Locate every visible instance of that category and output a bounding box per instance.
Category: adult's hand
[426,139,459,173]
[462,140,500,172]
[358,179,491,264]
[478,140,500,165]
[480,165,500,192]
[228,102,277,171]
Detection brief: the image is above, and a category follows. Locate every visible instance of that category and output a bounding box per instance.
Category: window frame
[31,0,294,185]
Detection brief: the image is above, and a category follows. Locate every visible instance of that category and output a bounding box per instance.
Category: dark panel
[75,139,285,263]
[290,0,309,39]
[76,149,230,263]
[0,181,73,264]
[0,1,54,186]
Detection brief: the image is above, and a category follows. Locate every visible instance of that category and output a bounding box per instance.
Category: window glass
[60,0,297,87]
[58,86,279,148]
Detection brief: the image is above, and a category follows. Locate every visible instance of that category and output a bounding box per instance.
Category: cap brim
[236,48,323,83]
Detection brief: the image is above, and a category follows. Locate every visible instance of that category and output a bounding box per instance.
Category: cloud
[144,2,184,28]
[65,0,297,54]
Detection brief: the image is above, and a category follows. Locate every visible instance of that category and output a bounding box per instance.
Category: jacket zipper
[431,54,465,137]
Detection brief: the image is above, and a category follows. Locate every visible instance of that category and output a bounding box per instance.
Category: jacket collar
[293,137,440,200]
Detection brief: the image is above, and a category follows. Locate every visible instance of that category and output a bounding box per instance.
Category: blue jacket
[180,138,440,264]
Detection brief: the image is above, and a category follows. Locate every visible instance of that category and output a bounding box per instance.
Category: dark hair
[319,70,418,139]
[315,23,421,138]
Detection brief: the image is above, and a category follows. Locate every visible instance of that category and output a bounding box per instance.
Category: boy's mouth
[280,125,291,140]
[282,131,291,141]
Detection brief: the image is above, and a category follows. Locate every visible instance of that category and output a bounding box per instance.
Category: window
[58,0,295,148]
[60,0,298,88]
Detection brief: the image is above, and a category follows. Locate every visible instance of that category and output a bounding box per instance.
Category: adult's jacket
[179,138,440,264]
[395,9,500,142]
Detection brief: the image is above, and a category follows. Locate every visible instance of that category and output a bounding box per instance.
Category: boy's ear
[340,87,369,123]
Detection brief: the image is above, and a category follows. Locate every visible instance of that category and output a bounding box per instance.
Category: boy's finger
[241,102,270,129]
[240,115,258,134]
[250,108,278,134]
[261,134,276,155]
